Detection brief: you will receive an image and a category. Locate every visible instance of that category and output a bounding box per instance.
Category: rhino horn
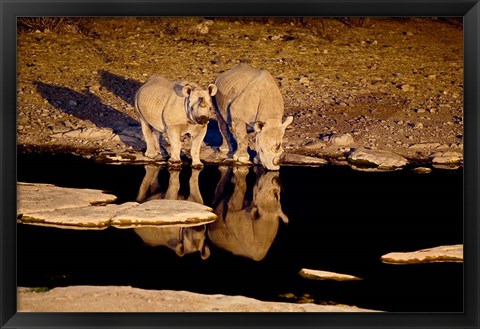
[282,116,294,128]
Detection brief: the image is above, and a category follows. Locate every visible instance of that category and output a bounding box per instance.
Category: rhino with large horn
[135,75,217,168]
[213,64,293,170]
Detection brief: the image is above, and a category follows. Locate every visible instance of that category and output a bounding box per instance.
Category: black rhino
[135,75,217,168]
[213,64,293,170]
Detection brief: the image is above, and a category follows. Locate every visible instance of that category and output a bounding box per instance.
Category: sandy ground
[17,17,463,165]
[17,285,380,312]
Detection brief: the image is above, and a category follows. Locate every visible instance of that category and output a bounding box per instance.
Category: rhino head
[182,83,218,125]
[175,225,210,260]
[253,116,293,170]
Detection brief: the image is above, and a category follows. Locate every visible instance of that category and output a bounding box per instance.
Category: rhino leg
[190,125,207,168]
[165,170,181,200]
[188,169,204,204]
[216,112,232,155]
[229,167,249,210]
[140,120,161,158]
[232,122,250,163]
[166,126,182,165]
[136,164,161,202]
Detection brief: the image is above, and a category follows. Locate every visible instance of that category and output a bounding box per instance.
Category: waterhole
[17,152,463,312]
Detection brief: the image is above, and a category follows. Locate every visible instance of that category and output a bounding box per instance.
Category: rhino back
[214,64,284,124]
[135,75,185,130]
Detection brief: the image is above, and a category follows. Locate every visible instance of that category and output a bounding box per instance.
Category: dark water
[17,153,463,312]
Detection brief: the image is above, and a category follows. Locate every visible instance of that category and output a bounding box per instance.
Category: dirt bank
[17,17,463,167]
[18,285,380,312]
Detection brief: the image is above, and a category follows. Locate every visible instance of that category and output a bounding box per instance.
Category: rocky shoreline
[17,17,463,173]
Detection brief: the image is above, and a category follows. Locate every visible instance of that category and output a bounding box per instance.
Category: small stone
[329,133,354,146]
[299,268,362,281]
[412,167,432,174]
[68,100,78,107]
[408,143,441,150]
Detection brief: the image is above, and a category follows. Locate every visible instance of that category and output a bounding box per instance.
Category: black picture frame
[2,0,479,328]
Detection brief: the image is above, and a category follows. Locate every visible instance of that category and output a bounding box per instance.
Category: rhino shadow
[99,70,142,106]
[35,81,142,148]
[134,164,210,259]
[208,166,288,261]
[100,70,223,149]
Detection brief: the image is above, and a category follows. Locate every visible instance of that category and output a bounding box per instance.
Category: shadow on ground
[35,81,141,148]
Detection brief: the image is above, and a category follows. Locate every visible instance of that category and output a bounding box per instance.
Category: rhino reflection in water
[134,165,210,259]
[208,167,289,261]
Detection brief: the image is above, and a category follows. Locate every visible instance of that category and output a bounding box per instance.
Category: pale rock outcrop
[299,269,362,281]
[430,151,463,165]
[348,147,408,169]
[381,244,463,264]
[111,199,216,227]
[17,183,217,229]
[17,182,117,214]
[17,286,380,312]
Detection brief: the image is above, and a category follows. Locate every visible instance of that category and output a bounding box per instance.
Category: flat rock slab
[18,183,217,229]
[348,148,408,169]
[20,202,138,229]
[17,286,380,312]
[111,199,217,227]
[17,182,117,214]
[299,268,362,281]
[381,244,463,264]
[283,153,328,166]
[430,151,463,165]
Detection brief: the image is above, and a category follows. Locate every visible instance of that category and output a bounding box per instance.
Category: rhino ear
[254,121,265,132]
[207,84,217,96]
[181,84,193,97]
[282,116,294,128]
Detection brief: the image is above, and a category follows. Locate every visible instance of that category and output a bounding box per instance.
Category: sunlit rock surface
[17,183,217,229]
[282,153,328,166]
[348,147,408,169]
[412,167,432,174]
[17,182,117,214]
[299,269,362,281]
[20,202,137,229]
[380,244,463,264]
[430,151,463,165]
[329,133,355,146]
[17,286,380,312]
[111,199,217,227]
